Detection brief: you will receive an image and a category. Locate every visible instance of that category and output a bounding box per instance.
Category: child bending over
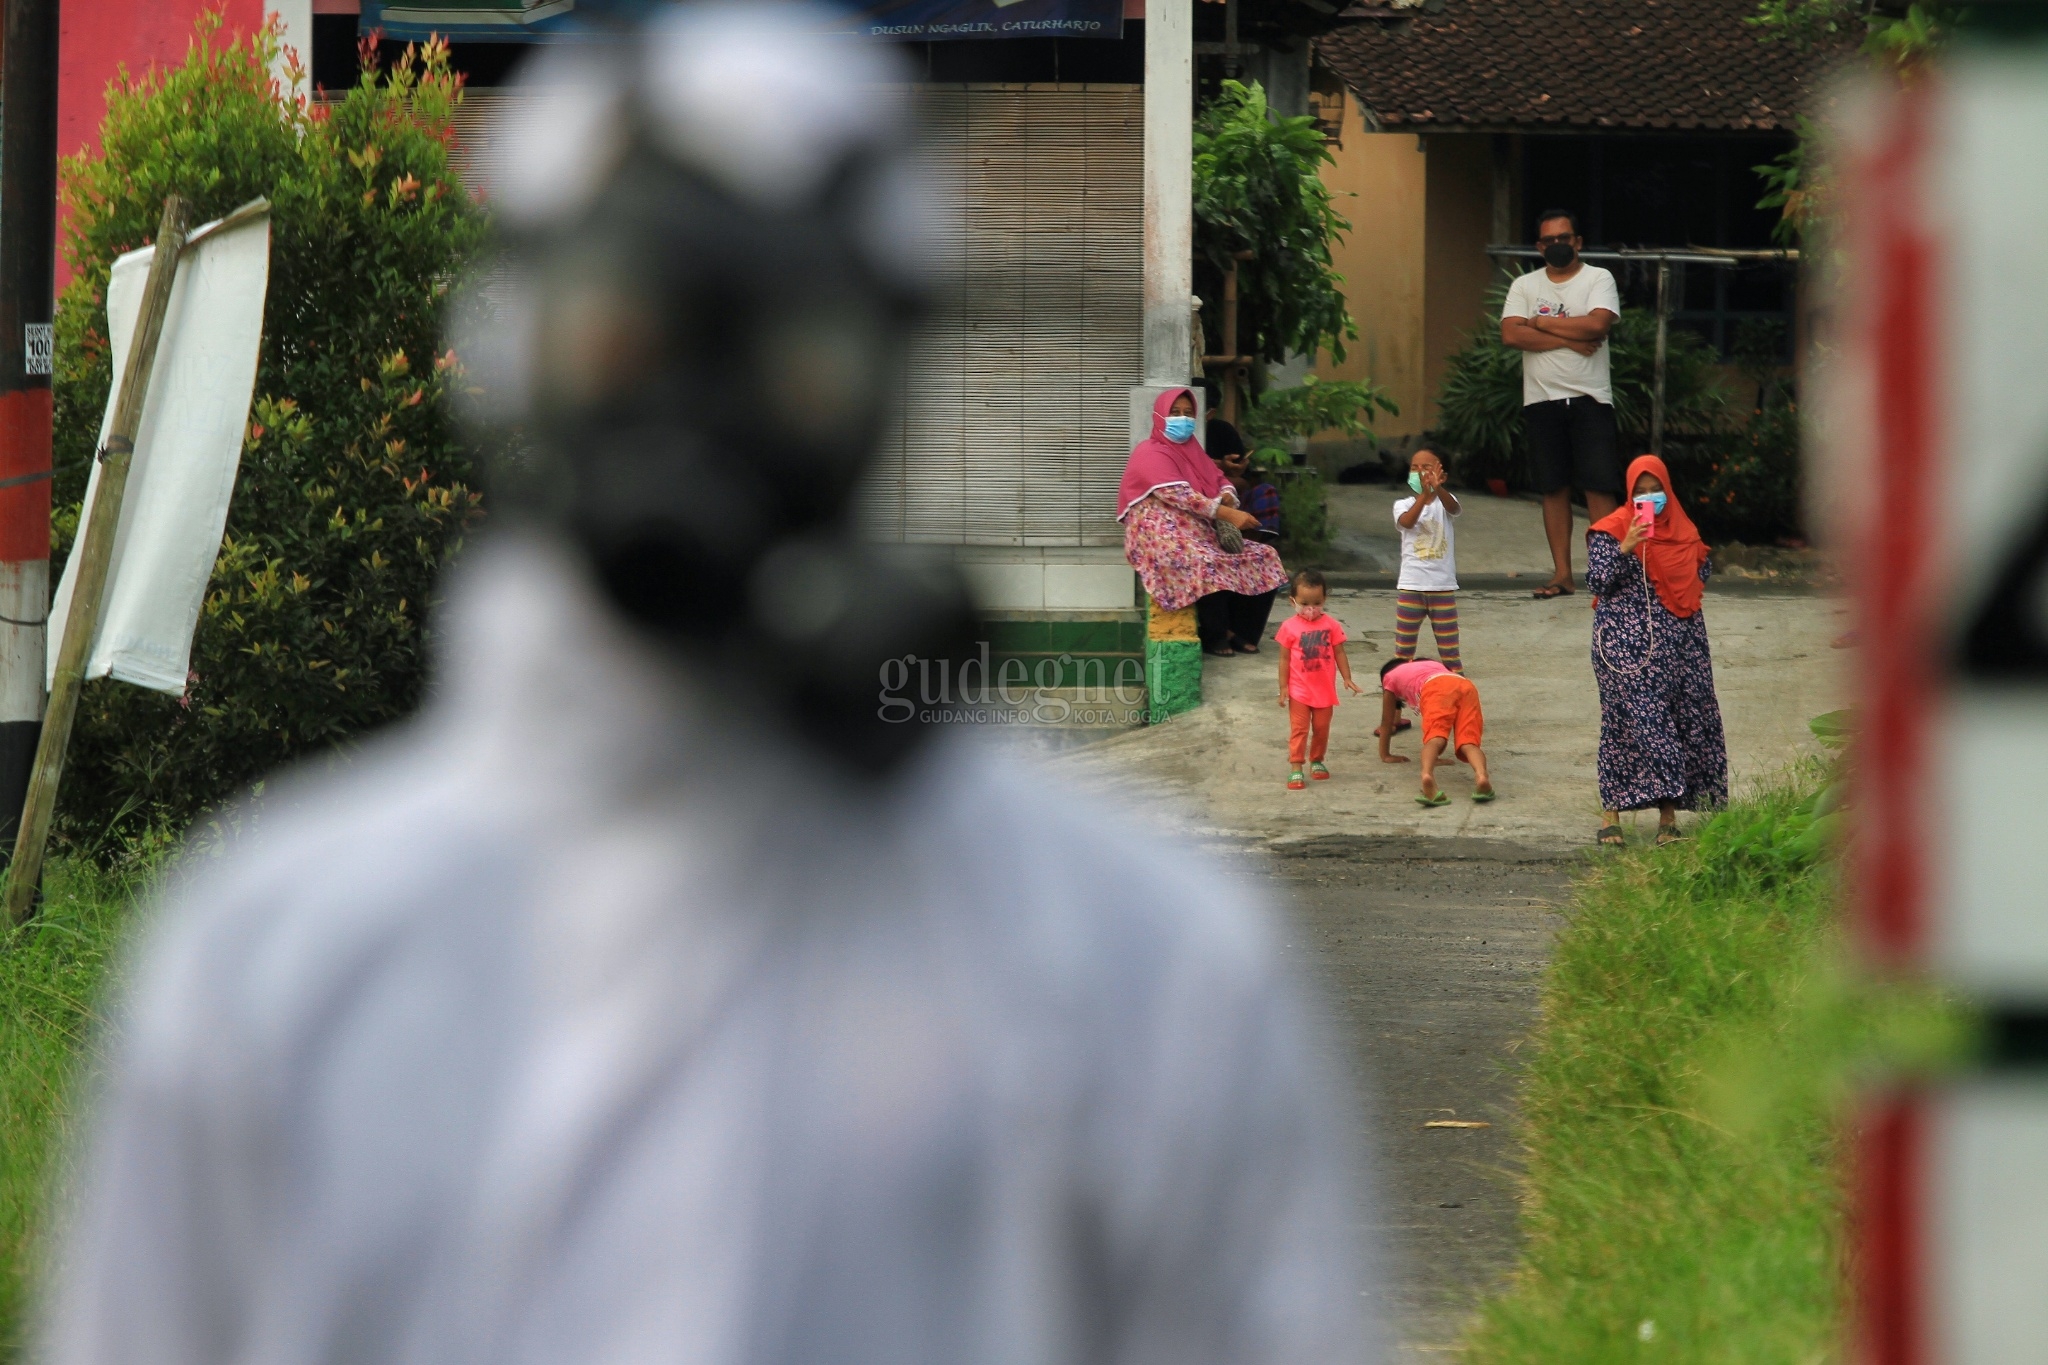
[1378,656,1495,807]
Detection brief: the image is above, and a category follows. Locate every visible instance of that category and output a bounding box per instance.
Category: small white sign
[23,323,52,377]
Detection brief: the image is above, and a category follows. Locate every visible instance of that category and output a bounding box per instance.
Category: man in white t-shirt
[1500,209,1624,599]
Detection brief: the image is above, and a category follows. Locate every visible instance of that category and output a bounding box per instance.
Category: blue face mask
[1164,415,1197,443]
[1635,492,1668,517]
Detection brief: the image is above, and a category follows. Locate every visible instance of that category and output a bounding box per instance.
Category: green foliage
[1749,0,1962,64]
[1239,375,1397,449]
[1464,759,1967,1364]
[1753,120,1820,247]
[0,857,155,1355]
[1748,2,1959,241]
[1665,320,1803,544]
[1433,275,1730,491]
[1275,469,1330,563]
[52,15,487,846]
[1192,81,1355,366]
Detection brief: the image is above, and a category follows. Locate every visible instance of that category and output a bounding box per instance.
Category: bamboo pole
[4,195,188,923]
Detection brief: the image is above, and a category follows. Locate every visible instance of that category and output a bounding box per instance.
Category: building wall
[57,0,288,288]
[1316,106,1428,451]
[1421,132,1495,434]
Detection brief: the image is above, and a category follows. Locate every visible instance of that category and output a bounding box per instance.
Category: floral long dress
[1587,531,1729,812]
[1123,486,1289,612]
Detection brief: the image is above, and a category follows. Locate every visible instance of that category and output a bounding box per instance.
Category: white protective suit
[43,533,1384,1365]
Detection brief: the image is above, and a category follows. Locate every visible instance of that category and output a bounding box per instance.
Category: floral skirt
[1124,497,1288,612]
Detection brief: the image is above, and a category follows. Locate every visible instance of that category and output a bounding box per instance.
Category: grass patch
[0,857,150,1357]
[1463,767,1962,1363]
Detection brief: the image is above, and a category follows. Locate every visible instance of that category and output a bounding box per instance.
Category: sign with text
[849,0,1124,41]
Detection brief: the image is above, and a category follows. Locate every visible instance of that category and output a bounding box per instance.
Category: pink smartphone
[1632,498,1657,538]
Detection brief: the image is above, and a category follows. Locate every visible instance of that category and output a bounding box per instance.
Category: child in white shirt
[1391,449,1462,673]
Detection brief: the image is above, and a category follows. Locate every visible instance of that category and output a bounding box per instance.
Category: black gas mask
[455,1,975,775]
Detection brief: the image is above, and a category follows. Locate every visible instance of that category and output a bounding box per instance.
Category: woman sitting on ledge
[1117,388,1289,656]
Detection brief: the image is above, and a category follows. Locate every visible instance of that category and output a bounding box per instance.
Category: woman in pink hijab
[1119,388,1290,655]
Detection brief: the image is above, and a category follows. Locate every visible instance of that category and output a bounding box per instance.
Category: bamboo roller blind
[449,84,1145,548]
[861,84,1145,548]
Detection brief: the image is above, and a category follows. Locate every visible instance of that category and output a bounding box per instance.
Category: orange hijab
[1589,455,1708,618]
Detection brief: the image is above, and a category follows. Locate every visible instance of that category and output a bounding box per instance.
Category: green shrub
[1275,468,1330,564]
[1433,274,1731,494]
[51,15,487,847]
[1239,375,1397,451]
[1666,320,1804,544]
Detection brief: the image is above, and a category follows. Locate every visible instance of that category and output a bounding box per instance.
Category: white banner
[49,207,271,696]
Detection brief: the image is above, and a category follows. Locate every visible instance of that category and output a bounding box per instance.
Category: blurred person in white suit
[40,6,1387,1365]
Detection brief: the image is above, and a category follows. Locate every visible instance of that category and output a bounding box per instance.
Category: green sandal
[1416,790,1451,807]
[1309,761,1330,781]
[1471,788,1497,804]
[1287,770,1306,790]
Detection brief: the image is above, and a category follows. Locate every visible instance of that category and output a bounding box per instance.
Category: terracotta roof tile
[1317,0,1853,132]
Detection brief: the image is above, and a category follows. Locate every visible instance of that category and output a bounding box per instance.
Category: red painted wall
[56,0,265,287]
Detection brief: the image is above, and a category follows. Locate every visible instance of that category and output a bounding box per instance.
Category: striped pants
[1393,590,1462,673]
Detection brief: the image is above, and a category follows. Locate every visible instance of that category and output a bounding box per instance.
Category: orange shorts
[1418,674,1483,752]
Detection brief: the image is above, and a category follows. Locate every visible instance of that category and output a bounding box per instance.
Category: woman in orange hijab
[1585,455,1729,847]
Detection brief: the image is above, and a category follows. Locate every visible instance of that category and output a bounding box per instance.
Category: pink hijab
[1117,387,1228,522]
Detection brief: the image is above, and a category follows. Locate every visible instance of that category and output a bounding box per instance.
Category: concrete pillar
[1145,596,1202,721]
[1137,3,1204,723]
[1142,0,1192,386]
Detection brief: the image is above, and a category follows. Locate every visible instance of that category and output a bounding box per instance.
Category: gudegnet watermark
[878,643,1145,725]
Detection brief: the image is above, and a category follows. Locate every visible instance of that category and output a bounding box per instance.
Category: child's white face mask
[1296,602,1324,621]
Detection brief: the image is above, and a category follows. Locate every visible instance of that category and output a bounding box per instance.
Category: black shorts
[1525,396,1623,497]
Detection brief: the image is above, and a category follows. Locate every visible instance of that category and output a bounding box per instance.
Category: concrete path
[1056,491,1849,852]
[1268,844,1569,1360]
[1047,488,1851,1356]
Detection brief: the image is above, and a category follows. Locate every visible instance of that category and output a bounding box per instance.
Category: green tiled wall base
[991,655,1146,691]
[1145,639,1202,722]
[980,616,1148,657]
[976,611,1147,719]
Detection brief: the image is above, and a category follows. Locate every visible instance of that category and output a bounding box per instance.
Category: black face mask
[1542,241,1578,269]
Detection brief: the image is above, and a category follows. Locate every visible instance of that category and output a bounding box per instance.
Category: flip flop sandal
[1597,824,1625,847]
[1656,825,1684,846]
[1471,789,1497,803]
[1235,642,1262,654]
[1532,582,1575,600]
[1310,762,1330,781]
[1287,771,1306,790]
[1416,790,1451,807]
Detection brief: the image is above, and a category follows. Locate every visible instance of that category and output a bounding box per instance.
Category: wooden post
[4,195,187,923]
[1651,257,1671,456]
[1221,258,1240,427]
[1218,249,1255,429]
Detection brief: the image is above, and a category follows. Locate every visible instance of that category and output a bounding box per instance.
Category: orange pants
[1419,674,1484,753]
[1288,700,1332,767]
